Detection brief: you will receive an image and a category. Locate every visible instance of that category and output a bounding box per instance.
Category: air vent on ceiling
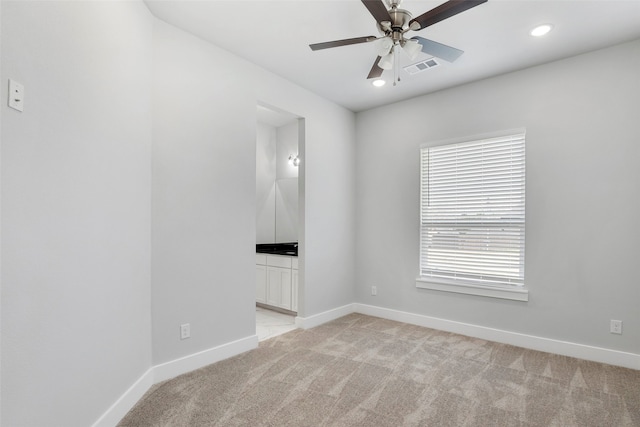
[403,58,439,75]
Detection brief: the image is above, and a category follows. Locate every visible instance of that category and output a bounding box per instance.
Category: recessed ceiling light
[372,79,386,87]
[530,24,553,37]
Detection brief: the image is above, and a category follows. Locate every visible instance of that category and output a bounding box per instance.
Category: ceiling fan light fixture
[372,79,386,87]
[377,37,394,56]
[530,24,553,37]
[402,39,422,60]
[379,52,394,70]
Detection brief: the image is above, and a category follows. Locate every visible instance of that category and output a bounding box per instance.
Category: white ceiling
[145,0,640,112]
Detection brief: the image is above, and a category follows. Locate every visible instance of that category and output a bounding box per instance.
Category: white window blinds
[420,133,525,287]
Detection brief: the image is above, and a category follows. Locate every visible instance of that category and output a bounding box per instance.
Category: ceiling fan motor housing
[377,8,412,42]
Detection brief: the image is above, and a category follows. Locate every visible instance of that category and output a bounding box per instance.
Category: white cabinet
[292,269,298,312]
[291,257,298,312]
[256,254,298,313]
[267,266,291,308]
[256,264,267,304]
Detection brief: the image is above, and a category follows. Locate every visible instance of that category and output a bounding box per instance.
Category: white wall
[151,18,356,362]
[355,39,640,355]
[1,2,153,426]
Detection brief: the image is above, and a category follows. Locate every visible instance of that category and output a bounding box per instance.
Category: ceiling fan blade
[411,36,464,62]
[309,36,377,51]
[367,56,384,79]
[361,0,392,24]
[409,0,487,31]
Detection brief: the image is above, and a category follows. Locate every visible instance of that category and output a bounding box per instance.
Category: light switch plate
[8,79,24,112]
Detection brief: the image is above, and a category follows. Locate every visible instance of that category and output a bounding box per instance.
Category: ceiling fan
[309,0,487,82]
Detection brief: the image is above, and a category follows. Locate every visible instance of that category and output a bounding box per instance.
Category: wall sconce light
[288,154,300,167]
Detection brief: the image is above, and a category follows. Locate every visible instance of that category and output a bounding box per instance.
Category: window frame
[416,130,528,302]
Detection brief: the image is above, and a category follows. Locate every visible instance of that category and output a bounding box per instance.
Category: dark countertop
[256,242,298,257]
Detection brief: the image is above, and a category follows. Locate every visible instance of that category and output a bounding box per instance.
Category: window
[417,132,527,301]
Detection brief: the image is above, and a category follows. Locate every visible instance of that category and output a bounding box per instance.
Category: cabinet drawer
[292,257,298,270]
[256,254,267,265]
[266,255,292,268]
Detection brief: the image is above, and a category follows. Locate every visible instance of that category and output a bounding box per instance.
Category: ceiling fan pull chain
[393,46,398,86]
[393,45,402,86]
[396,47,401,83]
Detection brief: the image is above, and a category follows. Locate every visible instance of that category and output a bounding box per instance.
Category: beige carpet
[118,314,640,426]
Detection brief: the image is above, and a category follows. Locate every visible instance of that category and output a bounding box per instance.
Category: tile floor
[256,306,297,341]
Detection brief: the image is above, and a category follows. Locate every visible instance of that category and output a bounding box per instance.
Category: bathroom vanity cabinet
[256,253,298,313]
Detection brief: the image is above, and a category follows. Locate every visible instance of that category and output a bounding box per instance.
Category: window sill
[415,278,529,302]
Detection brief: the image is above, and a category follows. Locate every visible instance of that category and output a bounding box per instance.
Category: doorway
[255,102,303,341]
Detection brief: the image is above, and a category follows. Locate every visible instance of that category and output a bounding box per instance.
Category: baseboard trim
[93,334,258,427]
[295,303,355,330]
[153,334,259,383]
[92,368,154,427]
[354,303,640,370]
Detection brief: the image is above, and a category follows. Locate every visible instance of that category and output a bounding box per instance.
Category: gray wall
[1,2,153,426]
[151,19,356,362]
[152,19,258,363]
[355,39,640,354]
[0,0,3,413]
[1,2,357,425]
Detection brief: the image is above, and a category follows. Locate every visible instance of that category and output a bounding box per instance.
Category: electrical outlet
[610,320,622,335]
[8,79,24,112]
[180,323,190,340]
[371,286,377,296]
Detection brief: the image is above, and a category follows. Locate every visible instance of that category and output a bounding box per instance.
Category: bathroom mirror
[256,105,299,244]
